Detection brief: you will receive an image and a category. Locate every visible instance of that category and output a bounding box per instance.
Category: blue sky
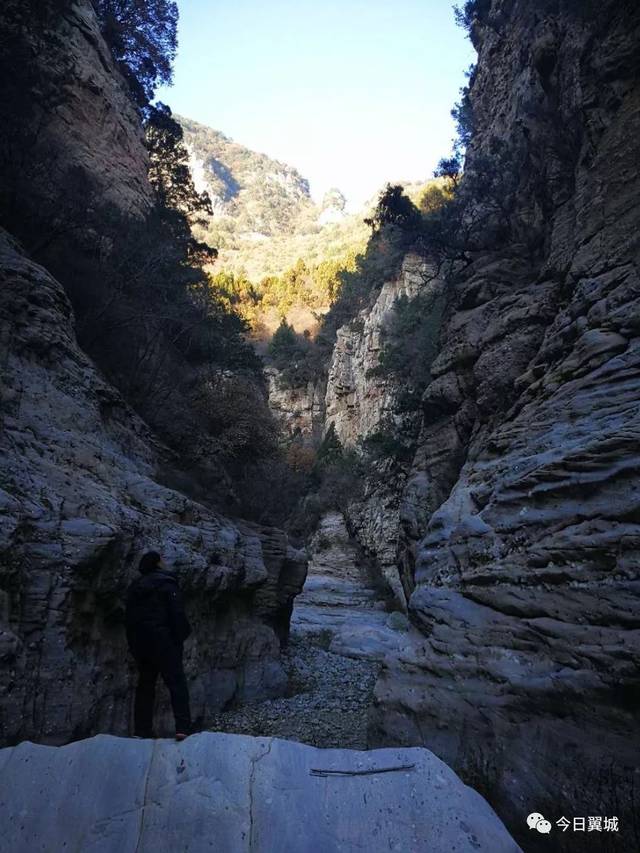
[157,0,475,207]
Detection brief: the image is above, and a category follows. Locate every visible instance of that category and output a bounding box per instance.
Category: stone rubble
[208,636,379,750]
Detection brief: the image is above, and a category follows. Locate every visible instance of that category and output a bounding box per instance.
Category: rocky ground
[1,733,519,853]
[207,635,380,749]
[205,510,427,751]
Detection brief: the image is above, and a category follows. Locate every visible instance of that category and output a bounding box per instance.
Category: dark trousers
[133,639,192,736]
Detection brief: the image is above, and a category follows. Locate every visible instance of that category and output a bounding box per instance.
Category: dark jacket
[125,569,192,651]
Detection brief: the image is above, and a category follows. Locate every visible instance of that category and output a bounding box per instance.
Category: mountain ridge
[179,114,315,237]
[178,114,435,283]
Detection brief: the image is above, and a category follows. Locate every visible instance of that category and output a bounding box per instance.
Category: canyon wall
[370,0,640,845]
[0,1,307,745]
[2,0,153,221]
[266,368,325,445]
[324,253,428,448]
[268,254,441,606]
[0,230,306,744]
[325,254,436,605]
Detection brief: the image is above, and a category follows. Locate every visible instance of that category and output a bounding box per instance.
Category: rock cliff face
[291,512,387,641]
[267,254,434,452]
[324,253,430,447]
[265,368,325,445]
[0,1,308,747]
[266,1,640,845]
[0,229,306,745]
[0,733,520,853]
[326,254,443,607]
[270,254,441,607]
[2,0,152,220]
[368,0,640,844]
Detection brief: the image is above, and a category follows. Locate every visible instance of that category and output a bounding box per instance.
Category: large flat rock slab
[0,732,520,852]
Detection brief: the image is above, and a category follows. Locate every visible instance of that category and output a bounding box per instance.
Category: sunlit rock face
[324,253,430,448]
[370,0,640,845]
[265,367,325,445]
[0,231,306,745]
[2,0,153,219]
[265,253,427,443]
[323,254,443,607]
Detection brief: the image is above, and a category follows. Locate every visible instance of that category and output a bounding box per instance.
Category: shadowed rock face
[0,231,306,744]
[0,733,521,853]
[0,0,309,745]
[370,0,640,845]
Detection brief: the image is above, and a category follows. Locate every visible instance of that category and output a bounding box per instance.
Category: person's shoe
[175,732,189,742]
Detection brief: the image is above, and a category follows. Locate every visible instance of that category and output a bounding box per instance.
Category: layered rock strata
[0,231,306,745]
[370,2,640,847]
[292,512,392,653]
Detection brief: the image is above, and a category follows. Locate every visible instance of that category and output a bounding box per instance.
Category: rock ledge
[0,732,520,852]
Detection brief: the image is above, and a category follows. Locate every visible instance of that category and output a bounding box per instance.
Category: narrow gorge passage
[2,0,639,850]
[206,512,425,749]
[206,638,379,750]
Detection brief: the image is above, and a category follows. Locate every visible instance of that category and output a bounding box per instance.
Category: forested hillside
[180,116,314,236]
[179,116,368,280]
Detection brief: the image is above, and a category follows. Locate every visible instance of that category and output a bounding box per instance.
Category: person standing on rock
[125,551,193,741]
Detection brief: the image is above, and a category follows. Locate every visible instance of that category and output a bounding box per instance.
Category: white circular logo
[527,813,552,834]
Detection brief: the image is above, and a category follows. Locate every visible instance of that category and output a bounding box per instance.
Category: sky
[156,0,476,208]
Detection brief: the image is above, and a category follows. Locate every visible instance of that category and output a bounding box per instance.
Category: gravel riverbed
[207,636,380,749]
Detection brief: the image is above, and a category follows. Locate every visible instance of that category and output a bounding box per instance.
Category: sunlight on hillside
[180,113,451,336]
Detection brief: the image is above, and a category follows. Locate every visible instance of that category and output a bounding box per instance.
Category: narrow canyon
[0,1,638,850]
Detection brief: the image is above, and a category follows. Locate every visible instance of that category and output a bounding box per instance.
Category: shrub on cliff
[453,0,491,39]
[315,187,420,361]
[364,184,422,233]
[145,103,214,226]
[368,288,445,405]
[92,0,178,105]
[416,182,453,215]
[267,319,321,386]
[315,423,343,468]
[234,456,311,529]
